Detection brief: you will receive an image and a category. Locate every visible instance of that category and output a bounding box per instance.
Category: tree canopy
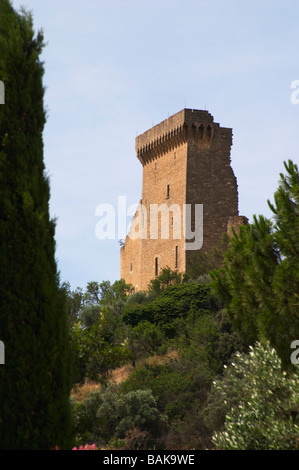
[211,160,299,367]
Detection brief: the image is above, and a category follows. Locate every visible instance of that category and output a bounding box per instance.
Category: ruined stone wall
[139,141,187,288]
[120,109,244,291]
[121,110,189,291]
[184,109,239,272]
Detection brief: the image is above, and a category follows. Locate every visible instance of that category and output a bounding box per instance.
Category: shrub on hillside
[210,342,299,450]
[72,385,168,449]
[122,283,217,336]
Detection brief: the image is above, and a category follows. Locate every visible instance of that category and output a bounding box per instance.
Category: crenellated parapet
[136,123,187,164]
[136,108,223,166]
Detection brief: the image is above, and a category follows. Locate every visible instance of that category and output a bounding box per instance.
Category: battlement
[136,108,225,166]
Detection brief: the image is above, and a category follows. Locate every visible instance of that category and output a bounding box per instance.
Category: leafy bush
[129,321,167,356]
[122,283,215,337]
[124,290,150,308]
[147,267,184,296]
[72,385,168,449]
[119,358,214,449]
[211,342,299,450]
[120,363,187,410]
[71,320,130,383]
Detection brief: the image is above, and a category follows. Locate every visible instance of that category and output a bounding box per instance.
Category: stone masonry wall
[120,109,244,291]
[184,109,239,272]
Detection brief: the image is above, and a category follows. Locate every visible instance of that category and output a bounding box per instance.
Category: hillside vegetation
[67,160,299,451]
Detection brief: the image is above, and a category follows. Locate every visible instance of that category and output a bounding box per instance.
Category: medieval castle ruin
[120,108,248,291]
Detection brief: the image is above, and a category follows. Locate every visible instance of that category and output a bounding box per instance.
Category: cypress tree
[0,0,72,449]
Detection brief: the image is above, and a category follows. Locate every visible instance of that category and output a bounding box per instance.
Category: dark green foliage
[64,278,134,326]
[128,321,167,356]
[211,160,299,367]
[68,273,247,449]
[71,319,130,383]
[211,309,247,368]
[119,357,214,449]
[119,294,247,449]
[147,267,184,297]
[67,279,135,383]
[124,290,149,308]
[79,305,102,328]
[72,385,168,449]
[62,282,84,326]
[0,0,72,449]
[122,282,215,337]
[99,279,134,306]
[120,362,187,409]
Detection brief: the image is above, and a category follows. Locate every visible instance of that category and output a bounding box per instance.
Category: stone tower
[120,108,247,291]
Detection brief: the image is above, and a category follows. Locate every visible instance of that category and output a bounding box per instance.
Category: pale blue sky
[11,0,299,290]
